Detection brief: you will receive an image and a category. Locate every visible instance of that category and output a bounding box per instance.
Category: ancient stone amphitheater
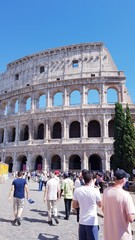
[0,42,134,173]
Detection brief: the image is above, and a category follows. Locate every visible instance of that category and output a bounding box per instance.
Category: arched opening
[51,155,61,170]
[89,154,102,171]
[110,155,115,170]
[88,89,99,104]
[5,156,13,173]
[26,97,31,111]
[18,156,27,171]
[37,123,44,139]
[107,88,118,104]
[108,120,114,137]
[52,122,62,139]
[88,120,101,137]
[53,92,63,106]
[35,155,43,170]
[69,121,80,138]
[69,155,81,170]
[20,125,29,141]
[70,90,81,105]
[8,127,16,142]
[39,94,46,109]
[0,128,4,143]
[15,100,19,113]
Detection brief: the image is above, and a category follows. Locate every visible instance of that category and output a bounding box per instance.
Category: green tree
[113,102,125,170]
[123,104,135,174]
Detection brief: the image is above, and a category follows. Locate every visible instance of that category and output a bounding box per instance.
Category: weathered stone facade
[0,42,134,173]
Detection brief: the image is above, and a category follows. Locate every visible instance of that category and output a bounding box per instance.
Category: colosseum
[0,42,134,174]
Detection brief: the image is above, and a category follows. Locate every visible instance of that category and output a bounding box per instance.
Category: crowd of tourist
[8,168,135,240]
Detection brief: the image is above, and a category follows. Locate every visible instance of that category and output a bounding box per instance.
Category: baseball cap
[63,172,69,178]
[114,169,128,180]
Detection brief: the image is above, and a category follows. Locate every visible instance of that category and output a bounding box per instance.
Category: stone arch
[26,97,31,111]
[108,119,114,137]
[69,121,81,138]
[17,155,27,171]
[51,155,61,170]
[69,154,81,170]
[107,87,118,104]
[7,126,16,142]
[15,99,19,114]
[0,128,4,143]
[110,154,115,170]
[39,94,46,109]
[20,124,29,141]
[5,156,13,173]
[52,122,62,139]
[70,90,81,105]
[53,92,63,106]
[88,120,101,137]
[37,123,44,139]
[89,154,102,171]
[35,155,43,170]
[88,89,100,104]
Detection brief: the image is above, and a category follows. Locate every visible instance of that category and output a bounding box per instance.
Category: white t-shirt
[46,178,59,200]
[73,185,101,225]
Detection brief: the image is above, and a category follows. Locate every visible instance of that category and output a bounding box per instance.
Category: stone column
[83,151,88,169]
[82,85,87,105]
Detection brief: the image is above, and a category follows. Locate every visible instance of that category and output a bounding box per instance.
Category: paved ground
[0,177,104,240]
[1,178,135,240]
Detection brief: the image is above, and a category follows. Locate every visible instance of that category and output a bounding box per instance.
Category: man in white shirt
[44,172,60,225]
[73,171,102,240]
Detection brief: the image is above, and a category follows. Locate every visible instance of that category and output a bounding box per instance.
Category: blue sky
[0,0,135,102]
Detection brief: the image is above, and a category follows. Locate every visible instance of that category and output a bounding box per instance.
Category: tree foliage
[113,102,125,170]
[113,103,135,174]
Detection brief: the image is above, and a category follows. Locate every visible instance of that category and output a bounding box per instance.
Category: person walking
[60,172,74,220]
[102,169,135,240]
[73,171,102,240]
[44,172,60,225]
[8,171,29,226]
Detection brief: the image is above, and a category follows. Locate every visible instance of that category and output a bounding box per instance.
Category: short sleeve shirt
[12,178,27,199]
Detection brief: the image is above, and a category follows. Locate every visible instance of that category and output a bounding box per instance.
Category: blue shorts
[79,224,99,240]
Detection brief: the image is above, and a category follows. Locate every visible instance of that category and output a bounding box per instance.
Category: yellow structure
[0,163,8,180]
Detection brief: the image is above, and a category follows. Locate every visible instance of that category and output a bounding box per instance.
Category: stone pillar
[64,87,67,106]
[101,84,106,105]
[82,114,86,139]
[15,121,19,145]
[63,117,67,140]
[83,151,88,169]
[82,85,87,105]
[62,153,66,171]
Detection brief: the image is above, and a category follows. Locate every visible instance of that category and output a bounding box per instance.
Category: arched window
[39,94,46,109]
[89,154,102,171]
[51,155,61,170]
[15,100,19,113]
[108,120,114,137]
[70,90,81,105]
[107,88,118,104]
[88,120,101,137]
[35,156,43,170]
[37,124,44,139]
[88,89,99,104]
[20,125,29,141]
[52,122,62,139]
[69,155,81,170]
[53,92,63,106]
[0,128,4,143]
[26,97,31,111]
[69,121,80,138]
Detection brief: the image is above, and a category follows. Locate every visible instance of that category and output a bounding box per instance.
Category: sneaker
[13,219,17,226]
[48,220,53,226]
[54,217,59,224]
[17,218,21,226]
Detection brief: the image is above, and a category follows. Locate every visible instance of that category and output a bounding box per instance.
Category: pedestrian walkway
[0,177,104,240]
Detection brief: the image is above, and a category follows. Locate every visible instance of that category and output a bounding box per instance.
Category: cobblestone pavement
[0,177,104,240]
